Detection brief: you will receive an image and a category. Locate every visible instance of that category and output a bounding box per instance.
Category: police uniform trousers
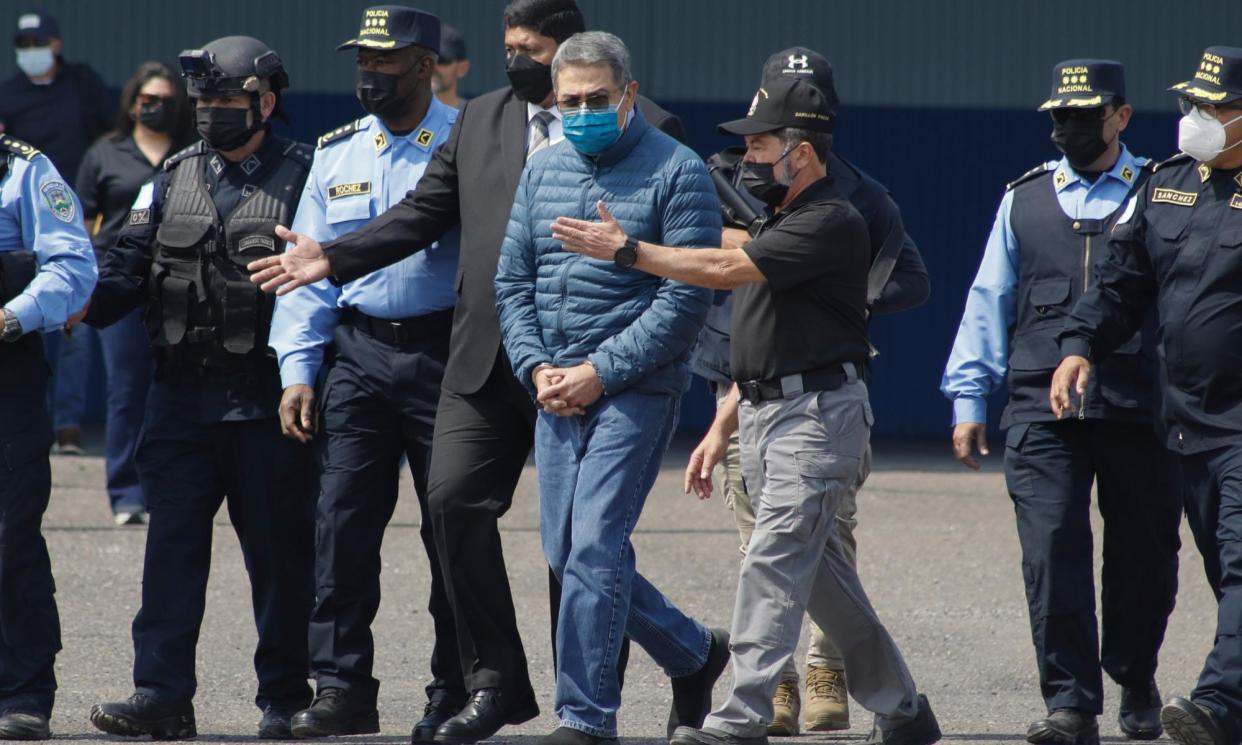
[1170,441,1242,739]
[1003,418,1181,714]
[705,373,921,737]
[309,316,464,708]
[131,377,316,711]
[0,337,61,718]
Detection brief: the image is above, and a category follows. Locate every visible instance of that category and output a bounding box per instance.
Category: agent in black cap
[551,74,941,745]
[433,24,471,108]
[947,56,1177,745]
[1049,44,1242,745]
[337,5,440,124]
[694,47,929,736]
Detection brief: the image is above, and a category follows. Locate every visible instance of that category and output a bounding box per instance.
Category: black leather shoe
[1161,697,1227,745]
[0,712,50,741]
[537,726,620,745]
[90,693,197,739]
[667,628,731,739]
[863,695,942,745]
[1026,709,1099,745]
[433,688,539,744]
[1119,683,1163,740]
[258,705,302,740]
[670,725,768,745]
[412,695,466,744]
[289,688,379,738]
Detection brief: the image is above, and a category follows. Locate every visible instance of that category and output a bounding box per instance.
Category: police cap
[338,5,440,54]
[1037,59,1125,111]
[1170,45,1242,105]
[179,36,289,98]
[719,77,835,136]
[439,24,467,62]
[761,47,839,115]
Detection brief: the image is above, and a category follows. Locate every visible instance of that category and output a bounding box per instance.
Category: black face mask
[1051,117,1114,170]
[137,100,176,133]
[740,149,795,208]
[357,67,416,119]
[505,53,553,104]
[195,105,258,151]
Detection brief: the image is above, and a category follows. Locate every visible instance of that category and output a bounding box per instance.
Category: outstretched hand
[247,225,332,296]
[551,200,627,261]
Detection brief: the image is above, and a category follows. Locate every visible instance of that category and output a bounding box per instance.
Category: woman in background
[75,60,193,525]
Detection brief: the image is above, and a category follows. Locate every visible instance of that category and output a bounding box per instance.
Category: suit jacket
[323,87,684,395]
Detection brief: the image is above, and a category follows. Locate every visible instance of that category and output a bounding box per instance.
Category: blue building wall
[7,0,1219,437]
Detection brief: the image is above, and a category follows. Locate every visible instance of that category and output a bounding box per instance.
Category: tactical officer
[78,36,318,740]
[693,46,929,736]
[0,134,95,740]
[267,6,465,741]
[1052,46,1242,745]
[943,60,1180,745]
[555,76,941,745]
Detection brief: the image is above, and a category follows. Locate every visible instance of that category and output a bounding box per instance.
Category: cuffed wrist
[1059,336,1092,361]
[952,396,987,426]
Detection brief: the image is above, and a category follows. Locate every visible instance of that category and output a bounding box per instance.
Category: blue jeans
[537,390,711,737]
[47,324,97,431]
[98,308,151,512]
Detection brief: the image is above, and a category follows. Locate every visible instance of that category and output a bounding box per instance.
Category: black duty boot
[667,629,731,739]
[0,712,50,741]
[289,688,379,738]
[1118,682,1162,740]
[434,688,538,744]
[89,693,197,740]
[1026,709,1099,745]
[536,726,619,745]
[258,705,302,740]
[863,695,942,745]
[412,694,466,744]
[1161,697,1228,745]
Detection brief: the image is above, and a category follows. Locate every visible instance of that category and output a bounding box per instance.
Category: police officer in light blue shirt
[0,134,95,740]
[267,6,466,741]
[941,60,1180,744]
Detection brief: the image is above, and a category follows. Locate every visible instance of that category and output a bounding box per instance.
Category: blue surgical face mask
[562,92,629,156]
[16,47,54,78]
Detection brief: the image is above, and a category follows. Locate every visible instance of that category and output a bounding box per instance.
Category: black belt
[737,364,859,405]
[343,307,453,346]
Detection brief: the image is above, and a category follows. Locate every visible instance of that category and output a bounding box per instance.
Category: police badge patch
[41,181,76,223]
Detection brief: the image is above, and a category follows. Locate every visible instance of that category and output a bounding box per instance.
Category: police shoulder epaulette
[317,120,361,149]
[1154,153,1193,173]
[164,141,206,171]
[282,140,315,168]
[0,135,40,161]
[1006,162,1053,191]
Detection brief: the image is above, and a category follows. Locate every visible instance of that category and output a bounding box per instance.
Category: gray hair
[551,31,632,91]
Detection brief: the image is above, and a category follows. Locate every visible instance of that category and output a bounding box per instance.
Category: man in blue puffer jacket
[495,30,730,745]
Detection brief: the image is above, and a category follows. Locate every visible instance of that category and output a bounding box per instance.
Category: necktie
[527,110,555,161]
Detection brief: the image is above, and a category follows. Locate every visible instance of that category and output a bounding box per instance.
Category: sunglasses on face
[1050,106,1110,125]
[136,94,174,107]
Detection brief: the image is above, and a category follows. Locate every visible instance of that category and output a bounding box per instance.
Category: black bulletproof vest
[1004,169,1156,427]
[150,144,307,370]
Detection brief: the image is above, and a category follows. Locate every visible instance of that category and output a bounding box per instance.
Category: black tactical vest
[1003,164,1156,427]
[149,140,309,371]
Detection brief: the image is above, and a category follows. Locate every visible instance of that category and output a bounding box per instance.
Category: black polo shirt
[730,175,871,382]
[0,60,113,181]
[76,134,181,258]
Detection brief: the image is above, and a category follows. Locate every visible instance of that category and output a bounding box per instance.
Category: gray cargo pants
[704,375,920,736]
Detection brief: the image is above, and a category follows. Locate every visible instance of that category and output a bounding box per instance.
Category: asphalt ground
[43,435,1216,744]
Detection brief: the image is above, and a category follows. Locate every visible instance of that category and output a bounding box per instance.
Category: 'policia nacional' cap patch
[1038,59,1125,111]
[338,5,440,53]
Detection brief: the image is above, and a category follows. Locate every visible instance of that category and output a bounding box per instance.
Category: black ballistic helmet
[178,35,289,98]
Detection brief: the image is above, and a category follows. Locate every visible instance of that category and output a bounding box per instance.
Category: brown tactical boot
[768,678,800,736]
[804,666,850,732]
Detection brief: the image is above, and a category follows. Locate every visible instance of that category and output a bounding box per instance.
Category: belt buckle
[389,321,408,345]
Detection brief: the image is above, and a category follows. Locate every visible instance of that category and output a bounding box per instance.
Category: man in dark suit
[248,1,685,741]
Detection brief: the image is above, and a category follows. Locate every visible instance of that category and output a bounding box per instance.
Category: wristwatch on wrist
[614,237,639,269]
[0,308,22,342]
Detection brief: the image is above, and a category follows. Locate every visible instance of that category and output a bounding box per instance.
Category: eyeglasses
[556,92,618,114]
[136,94,174,107]
[1050,106,1110,124]
[1179,97,1216,117]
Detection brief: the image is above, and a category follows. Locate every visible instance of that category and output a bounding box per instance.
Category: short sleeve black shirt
[730,176,871,382]
[76,135,168,258]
